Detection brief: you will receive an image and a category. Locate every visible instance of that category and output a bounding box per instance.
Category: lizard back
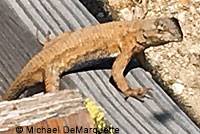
[2,20,140,100]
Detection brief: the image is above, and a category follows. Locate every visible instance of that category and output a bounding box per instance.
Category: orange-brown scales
[1,17,183,101]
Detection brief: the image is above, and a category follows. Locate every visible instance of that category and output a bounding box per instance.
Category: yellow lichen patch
[85,98,115,134]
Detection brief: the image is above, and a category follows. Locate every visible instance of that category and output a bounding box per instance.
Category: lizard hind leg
[44,67,60,92]
[36,28,51,46]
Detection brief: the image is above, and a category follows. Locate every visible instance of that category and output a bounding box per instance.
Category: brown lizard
[1,17,183,101]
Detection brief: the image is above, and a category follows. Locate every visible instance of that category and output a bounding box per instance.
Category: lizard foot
[36,28,51,46]
[124,88,152,100]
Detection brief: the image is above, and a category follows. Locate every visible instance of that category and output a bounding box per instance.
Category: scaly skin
[1,17,183,101]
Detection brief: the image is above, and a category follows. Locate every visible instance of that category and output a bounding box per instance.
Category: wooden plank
[0,90,94,134]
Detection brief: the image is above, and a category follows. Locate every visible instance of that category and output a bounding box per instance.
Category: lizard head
[140,17,183,47]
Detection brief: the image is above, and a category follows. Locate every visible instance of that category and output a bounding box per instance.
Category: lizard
[1,17,183,101]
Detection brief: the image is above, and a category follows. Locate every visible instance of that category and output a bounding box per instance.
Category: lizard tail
[2,78,29,101]
[1,75,40,101]
[2,84,25,101]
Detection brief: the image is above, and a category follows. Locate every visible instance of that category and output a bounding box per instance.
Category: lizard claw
[124,88,152,100]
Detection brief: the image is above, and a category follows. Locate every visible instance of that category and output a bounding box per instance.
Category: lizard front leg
[44,67,60,92]
[111,40,151,98]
